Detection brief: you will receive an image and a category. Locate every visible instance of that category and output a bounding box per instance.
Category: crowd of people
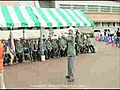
[2,30,96,66]
[96,28,120,47]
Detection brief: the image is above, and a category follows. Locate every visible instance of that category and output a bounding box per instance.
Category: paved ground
[3,41,120,89]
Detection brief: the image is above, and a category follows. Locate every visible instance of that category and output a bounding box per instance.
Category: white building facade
[55,1,120,32]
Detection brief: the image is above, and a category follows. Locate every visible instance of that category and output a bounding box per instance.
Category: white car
[94,30,101,37]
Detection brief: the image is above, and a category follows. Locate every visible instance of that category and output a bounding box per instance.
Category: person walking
[116,28,120,47]
[0,40,5,89]
[61,27,76,82]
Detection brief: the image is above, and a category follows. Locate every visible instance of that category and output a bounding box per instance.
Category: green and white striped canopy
[0,6,94,28]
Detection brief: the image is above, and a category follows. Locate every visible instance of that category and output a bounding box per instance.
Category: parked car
[94,30,101,37]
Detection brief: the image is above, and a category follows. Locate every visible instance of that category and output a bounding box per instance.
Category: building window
[102,22,108,27]
[87,5,98,12]
[59,4,72,9]
[100,6,110,12]
[59,4,71,6]
[73,5,85,11]
[94,22,97,27]
[60,7,71,9]
[95,22,100,27]
[112,6,120,12]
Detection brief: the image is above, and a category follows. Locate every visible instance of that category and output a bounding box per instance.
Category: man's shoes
[68,78,75,82]
[65,76,70,79]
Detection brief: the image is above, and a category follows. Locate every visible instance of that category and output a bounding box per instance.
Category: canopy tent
[0,5,94,61]
[0,5,94,29]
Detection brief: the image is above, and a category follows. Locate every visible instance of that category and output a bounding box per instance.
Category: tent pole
[48,27,53,39]
[50,27,53,37]
[23,29,25,40]
[49,27,51,37]
[22,29,25,62]
[40,27,45,61]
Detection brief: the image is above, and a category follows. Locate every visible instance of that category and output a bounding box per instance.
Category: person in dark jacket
[116,28,120,47]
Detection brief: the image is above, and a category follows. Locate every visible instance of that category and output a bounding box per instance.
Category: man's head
[68,26,74,35]
[68,29,74,35]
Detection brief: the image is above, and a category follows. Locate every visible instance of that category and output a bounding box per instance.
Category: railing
[59,4,120,13]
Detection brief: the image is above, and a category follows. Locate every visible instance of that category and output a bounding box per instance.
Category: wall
[19,1,35,7]
[55,1,120,8]
[0,1,19,6]
[0,29,49,40]
[86,12,120,22]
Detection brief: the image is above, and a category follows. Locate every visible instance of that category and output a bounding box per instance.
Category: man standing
[61,27,76,82]
[116,28,120,47]
[0,40,5,89]
[75,31,81,55]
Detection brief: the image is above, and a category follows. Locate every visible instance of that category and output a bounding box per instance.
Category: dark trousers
[13,54,18,64]
[75,44,79,55]
[79,45,83,54]
[47,49,51,59]
[83,45,89,53]
[16,52,23,63]
[32,50,37,61]
[65,48,67,56]
[60,49,63,57]
[89,45,95,53]
[37,50,41,61]
[44,49,48,60]
[51,48,56,58]
[60,49,66,57]
[4,53,11,64]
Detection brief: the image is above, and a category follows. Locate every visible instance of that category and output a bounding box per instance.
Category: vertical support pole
[51,27,54,36]
[49,27,53,38]
[57,27,60,37]
[40,27,45,61]
[22,29,25,62]
[23,29,25,40]
[40,27,44,55]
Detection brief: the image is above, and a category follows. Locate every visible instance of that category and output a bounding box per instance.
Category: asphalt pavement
[4,41,120,89]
